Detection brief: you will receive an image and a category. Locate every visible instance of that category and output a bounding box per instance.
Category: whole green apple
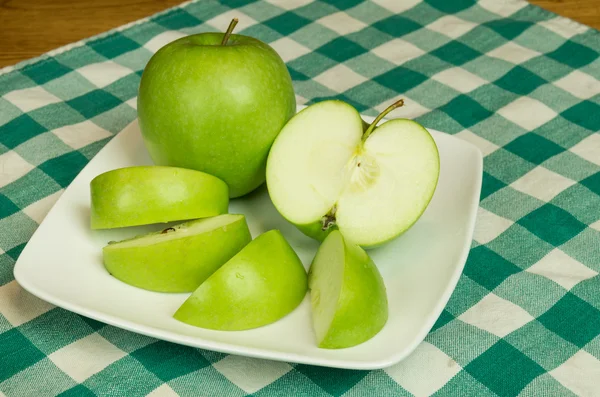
[309,230,388,349]
[173,229,307,330]
[104,214,251,292]
[90,166,228,229]
[138,19,296,198]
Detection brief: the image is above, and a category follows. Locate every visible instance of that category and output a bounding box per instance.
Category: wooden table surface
[0,0,599,68]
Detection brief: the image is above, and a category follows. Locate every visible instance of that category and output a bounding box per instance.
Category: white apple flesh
[266,100,440,248]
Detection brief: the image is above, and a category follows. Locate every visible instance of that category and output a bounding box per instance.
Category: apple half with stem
[174,230,307,330]
[103,214,251,292]
[266,99,440,248]
[309,230,388,349]
[91,166,229,229]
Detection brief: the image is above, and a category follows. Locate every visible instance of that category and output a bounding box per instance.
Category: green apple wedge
[138,19,295,198]
[266,99,440,248]
[90,166,228,229]
[309,230,388,349]
[174,230,307,330]
[103,214,251,292]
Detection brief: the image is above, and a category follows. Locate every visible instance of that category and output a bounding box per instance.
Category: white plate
[14,110,482,370]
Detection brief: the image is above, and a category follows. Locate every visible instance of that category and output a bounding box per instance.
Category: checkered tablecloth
[1,0,599,395]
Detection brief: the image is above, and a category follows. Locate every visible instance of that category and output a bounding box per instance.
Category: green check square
[293,79,338,101]
[316,37,369,62]
[532,116,594,149]
[463,55,515,81]
[404,79,459,109]
[67,89,122,119]
[14,131,73,167]
[404,53,452,77]
[0,72,36,97]
[485,224,554,269]
[505,133,565,165]
[506,320,579,371]
[295,365,368,396]
[78,136,113,160]
[39,151,89,188]
[84,356,162,397]
[465,339,545,397]
[433,371,497,397]
[345,53,396,79]
[99,326,156,353]
[515,25,568,53]
[402,3,446,26]
[20,58,72,85]
[572,276,600,312]
[519,373,578,397]
[547,40,599,69]
[529,84,580,113]
[264,11,313,35]
[343,81,398,109]
[130,341,210,382]
[153,8,201,30]
[431,40,481,66]
[0,248,20,286]
[431,309,455,332]
[560,228,600,271]
[0,194,19,220]
[0,358,76,397]
[494,271,567,316]
[169,365,246,397]
[321,0,364,11]
[463,245,521,291]
[425,0,475,14]
[28,102,86,131]
[373,15,422,38]
[464,85,518,116]
[426,319,499,367]
[444,275,490,316]
[121,21,167,46]
[538,292,600,347]
[543,151,600,181]
[481,187,543,221]
[561,100,600,132]
[346,27,393,50]
[494,65,547,95]
[240,1,286,21]
[0,313,11,334]
[90,102,139,134]
[57,385,97,397]
[403,28,451,52]
[0,114,47,149]
[484,149,535,184]
[103,73,141,102]
[439,94,493,128]
[240,24,283,43]
[522,55,573,82]
[373,66,428,95]
[0,168,62,209]
[185,0,232,22]
[0,329,45,383]
[483,19,533,41]
[518,203,587,247]
[18,309,96,355]
[469,113,527,146]
[43,71,98,101]
[551,183,600,225]
[89,33,143,59]
[456,26,506,53]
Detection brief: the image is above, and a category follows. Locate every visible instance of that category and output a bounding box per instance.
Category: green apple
[174,230,307,330]
[103,214,251,292]
[90,166,228,229]
[266,99,440,248]
[138,19,296,198]
[309,230,388,349]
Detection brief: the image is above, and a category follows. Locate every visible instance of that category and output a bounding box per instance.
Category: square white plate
[14,110,482,370]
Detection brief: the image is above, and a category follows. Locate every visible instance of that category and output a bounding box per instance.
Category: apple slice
[266,100,439,248]
[90,166,228,229]
[174,230,307,330]
[309,230,388,349]
[103,214,251,292]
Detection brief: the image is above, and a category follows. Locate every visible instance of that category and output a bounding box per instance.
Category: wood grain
[0,0,599,68]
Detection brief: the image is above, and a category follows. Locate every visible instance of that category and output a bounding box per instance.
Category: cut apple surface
[90,166,229,229]
[103,214,251,292]
[309,230,388,349]
[266,100,440,247]
[174,230,307,331]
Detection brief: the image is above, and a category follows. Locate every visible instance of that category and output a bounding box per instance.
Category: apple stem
[221,18,239,46]
[361,99,404,142]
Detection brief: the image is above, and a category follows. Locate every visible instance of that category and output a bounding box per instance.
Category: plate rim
[14,115,483,370]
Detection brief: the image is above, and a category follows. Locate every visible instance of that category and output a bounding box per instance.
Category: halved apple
[91,166,228,229]
[103,214,251,292]
[309,230,388,349]
[266,100,439,248]
[174,230,307,330]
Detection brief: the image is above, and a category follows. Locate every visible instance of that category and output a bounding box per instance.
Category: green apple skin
[174,230,307,330]
[309,230,388,349]
[138,33,296,198]
[104,214,251,292]
[90,166,228,229]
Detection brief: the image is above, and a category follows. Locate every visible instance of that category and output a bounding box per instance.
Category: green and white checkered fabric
[1,0,599,395]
